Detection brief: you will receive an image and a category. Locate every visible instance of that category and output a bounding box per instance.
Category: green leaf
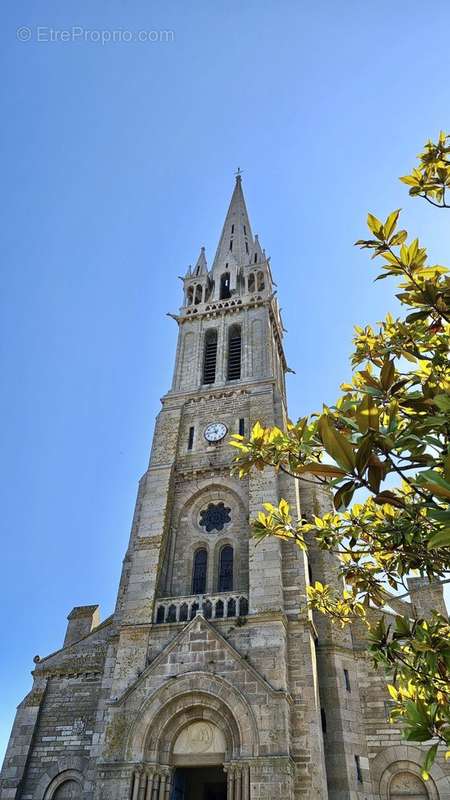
[296,463,348,478]
[422,743,438,778]
[405,310,429,323]
[427,527,450,550]
[380,358,395,390]
[417,470,450,499]
[435,394,450,412]
[333,480,356,510]
[317,416,355,472]
[355,435,374,475]
[404,726,432,742]
[373,491,404,508]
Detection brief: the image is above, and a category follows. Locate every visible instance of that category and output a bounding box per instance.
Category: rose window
[199,502,231,533]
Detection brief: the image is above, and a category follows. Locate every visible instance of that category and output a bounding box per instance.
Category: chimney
[63,605,100,648]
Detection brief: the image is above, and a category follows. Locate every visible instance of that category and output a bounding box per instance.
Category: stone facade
[2,177,450,800]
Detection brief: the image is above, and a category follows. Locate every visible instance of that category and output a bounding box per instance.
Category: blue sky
[1,0,450,761]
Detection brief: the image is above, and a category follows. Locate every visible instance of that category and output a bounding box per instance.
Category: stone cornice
[173,294,268,324]
[161,379,273,406]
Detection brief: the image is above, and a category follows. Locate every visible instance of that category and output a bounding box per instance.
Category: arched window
[248,273,255,293]
[220,272,231,299]
[202,599,212,619]
[218,545,233,592]
[156,606,165,624]
[257,271,265,291]
[192,548,207,594]
[215,599,224,618]
[227,325,241,380]
[203,329,218,384]
[186,286,194,306]
[194,284,202,304]
[190,601,199,619]
[239,596,248,616]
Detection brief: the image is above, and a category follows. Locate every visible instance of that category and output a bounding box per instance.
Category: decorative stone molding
[371,745,450,800]
[124,669,259,762]
[34,762,86,800]
[154,591,248,623]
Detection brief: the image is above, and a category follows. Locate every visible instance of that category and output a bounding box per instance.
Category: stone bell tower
[3,175,387,800]
[97,173,329,799]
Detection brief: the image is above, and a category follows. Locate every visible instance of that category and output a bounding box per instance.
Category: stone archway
[371,746,450,800]
[127,672,259,762]
[41,770,84,800]
[389,771,429,799]
[125,672,258,799]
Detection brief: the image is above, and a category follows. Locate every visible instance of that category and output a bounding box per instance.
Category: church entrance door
[171,766,227,800]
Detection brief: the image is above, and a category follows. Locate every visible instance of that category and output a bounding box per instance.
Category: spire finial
[235,166,243,182]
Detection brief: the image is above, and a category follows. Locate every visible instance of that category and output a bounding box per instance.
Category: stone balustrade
[154,591,249,624]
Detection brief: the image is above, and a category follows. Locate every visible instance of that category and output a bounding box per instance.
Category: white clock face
[204,422,228,443]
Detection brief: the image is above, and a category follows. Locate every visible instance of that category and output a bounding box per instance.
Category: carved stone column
[138,770,147,800]
[158,772,166,800]
[227,766,235,800]
[131,769,141,800]
[234,766,242,800]
[242,763,250,800]
[145,769,154,800]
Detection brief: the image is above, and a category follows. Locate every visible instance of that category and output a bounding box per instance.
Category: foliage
[231,133,450,777]
[400,130,450,208]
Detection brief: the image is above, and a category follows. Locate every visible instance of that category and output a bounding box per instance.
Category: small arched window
[186,286,194,306]
[220,272,231,299]
[227,325,241,380]
[203,329,218,384]
[194,284,203,305]
[192,549,207,594]
[248,273,255,293]
[257,271,265,291]
[218,545,233,592]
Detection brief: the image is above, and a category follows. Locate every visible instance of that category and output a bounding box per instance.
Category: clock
[204,422,228,443]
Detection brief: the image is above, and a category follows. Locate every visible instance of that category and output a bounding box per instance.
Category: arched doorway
[389,771,429,799]
[171,721,227,799]
[171,767,226,800]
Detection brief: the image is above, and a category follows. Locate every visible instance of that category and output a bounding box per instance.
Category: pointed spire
[193,246,208,276]
[212,172,254,273]
[253,234,264,264]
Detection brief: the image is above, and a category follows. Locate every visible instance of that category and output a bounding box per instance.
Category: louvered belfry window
[218,545,233,592]
[203,329,218,384]
[192,549,207,594]
[227,325,241,380]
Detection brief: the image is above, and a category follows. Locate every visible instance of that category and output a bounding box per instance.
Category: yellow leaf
[367,212,383,238]
[384,209,401,239]
[356,394,379,433]
[387,684,398,700]
[251,421,265,442]
[318,416,355,472]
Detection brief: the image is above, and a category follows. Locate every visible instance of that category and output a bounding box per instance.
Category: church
[2,176,450,800]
